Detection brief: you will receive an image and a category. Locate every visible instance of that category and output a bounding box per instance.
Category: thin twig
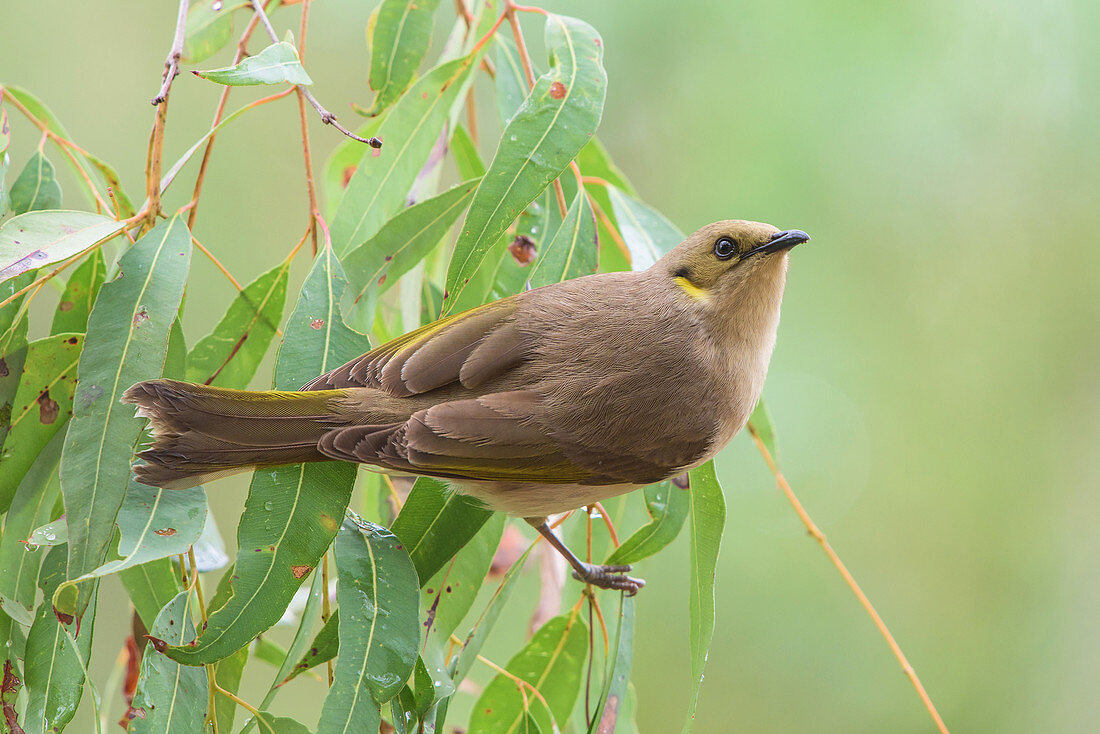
[248,0,381,148]
[191,236,243,291]
[746,423,950,734]
[152,0,191,105]
[591,502,619,547]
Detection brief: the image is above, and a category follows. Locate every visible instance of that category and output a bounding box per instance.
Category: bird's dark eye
[713,237,737,260]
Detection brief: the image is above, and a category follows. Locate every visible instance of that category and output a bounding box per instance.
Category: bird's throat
[674,275,710,302]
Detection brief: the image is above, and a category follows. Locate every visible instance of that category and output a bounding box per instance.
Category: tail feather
[123,379,349,489]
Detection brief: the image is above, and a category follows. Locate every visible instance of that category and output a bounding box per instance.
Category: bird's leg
[527,518,645,596]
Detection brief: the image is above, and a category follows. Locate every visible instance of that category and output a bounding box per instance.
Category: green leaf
[340,177,479,328]
[280,608,339,685]
[606,186,683,271]
[605,479,690,566]
[528,189,597,288]
[578,138,634,273]
[321,114,387,219]
[0,432,63,618]
[442,14,606,313]
[166,247,367,665]
[451,124,486,179]
[213,644,249,734]
[317,519,420,733]
[58,214,191,619]
[391,477,494,584]
[0,333,82,514]
[330,49,485,257]
[255,712,312,734]
[748,397,778,459]
[195,41,313,86]
[10,151,62,214]
[186,259,289,388]
[23,546,97,734]
[493,35,529,126]
[184,0,249,63]
[587,596,634,734]
[130,591,208,733]
[0,210,125,283]
[683,460,725,733]
[367,0,443,115]
[50,249,105,334]
[422,512,504,642]
[469,611,589,734]
[120,557,183,631]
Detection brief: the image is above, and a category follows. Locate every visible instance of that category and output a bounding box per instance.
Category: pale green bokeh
[3,0,1098,731]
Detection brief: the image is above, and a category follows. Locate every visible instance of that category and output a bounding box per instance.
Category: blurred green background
[4,0,1099,731]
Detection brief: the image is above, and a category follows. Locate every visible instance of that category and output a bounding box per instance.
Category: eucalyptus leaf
[367,0,443,115]
[130,591,208,733]
[605,479,690,566]
[0,210,125,283]
[50,249,104,334]
[10,151,62,214]
[391,477,494,584]
[184,0,249,63]
[58,214,191,619]
[196,41,313,86]
[606,185,684,271]
[528,189,597,288]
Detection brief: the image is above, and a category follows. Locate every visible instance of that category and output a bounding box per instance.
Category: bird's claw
[572,563,645,596]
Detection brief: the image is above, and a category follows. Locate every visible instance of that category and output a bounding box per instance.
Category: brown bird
[123,220,809,593]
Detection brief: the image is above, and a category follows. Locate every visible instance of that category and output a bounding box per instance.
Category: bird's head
[658,220,809,312]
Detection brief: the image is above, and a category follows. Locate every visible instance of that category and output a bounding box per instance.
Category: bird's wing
[317,390,613,484]
[302,298,528,396]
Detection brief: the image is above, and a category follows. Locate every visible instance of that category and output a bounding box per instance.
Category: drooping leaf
[605,479,690,566]
[50,249,104,334]
[321,114,387,219]
[0,210,125,283]
[166,247,367,665]
[391,477,494,585]
[317,519,420,733]
[450,124,486,179]
[366,0,443,115]
[421,512,504,643]
[22,546,96,734]
[10,151,62,214]
[748,397,778,459]
[0,431,63,621]
[577,137,634,273]
[469,611,588,734]
[130,591,208,734]
[184,0,249,63]
[493,35,529,126]
[340,177,479,328]
[280,608,339,684]
[606,185,683,271]
[0,273,33,451]
[330,48,486,256]
[443,14,606,312]
[195,41,314,86]
[528,189,597,288]
[57,214,191,619]
[213,644,249,734]
[254,712,313,734]
[0,332,81,514]
[185,259,289,388]
[683,460,725,733]
[587,595,635,734]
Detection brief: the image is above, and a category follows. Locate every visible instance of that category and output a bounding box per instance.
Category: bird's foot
[571,563,645,595]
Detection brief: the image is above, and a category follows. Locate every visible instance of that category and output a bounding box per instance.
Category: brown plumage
[123,220,809,591]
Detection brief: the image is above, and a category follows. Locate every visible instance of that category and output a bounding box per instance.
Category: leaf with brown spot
[290,565,311,580]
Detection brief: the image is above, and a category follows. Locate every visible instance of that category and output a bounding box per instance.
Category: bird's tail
[122,379,348,490]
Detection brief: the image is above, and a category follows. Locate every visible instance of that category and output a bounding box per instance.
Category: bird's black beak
[744,229,811,258]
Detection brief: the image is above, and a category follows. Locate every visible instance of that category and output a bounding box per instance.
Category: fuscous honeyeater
[124,220,810,592]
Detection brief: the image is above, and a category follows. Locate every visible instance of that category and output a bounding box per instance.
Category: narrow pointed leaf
[166,247,367,665]
[528,189,597,287]
[683,460,725,733]
[280,608,339,684]
[10,151,62,214]
[0,333,81,513]
[450,124,486,178]
[443,14,606,312]
[469,611,588,734]
[0,210,125,283]
[748,398,778,459]
[322,114,387,218]
[255,712,312,734]
[367,0,443,114]
[130,591,208,733]
[58,214,191,619]
[391,477,493,584]
[422,512,504,642]
[119,557,183,630]
[195,41,313,86]
[317,519,419,733]
[186,259,289,388]
[588,596,635,734]
[341,177,479,327]
[493,35,528,126]
[331,49,485,256]
[50,249,105,334]
[606,186,683,271]
[605,479,690,566]
[23,546,96,734]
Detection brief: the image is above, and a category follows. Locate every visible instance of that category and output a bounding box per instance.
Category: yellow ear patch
[675,276,710,302]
